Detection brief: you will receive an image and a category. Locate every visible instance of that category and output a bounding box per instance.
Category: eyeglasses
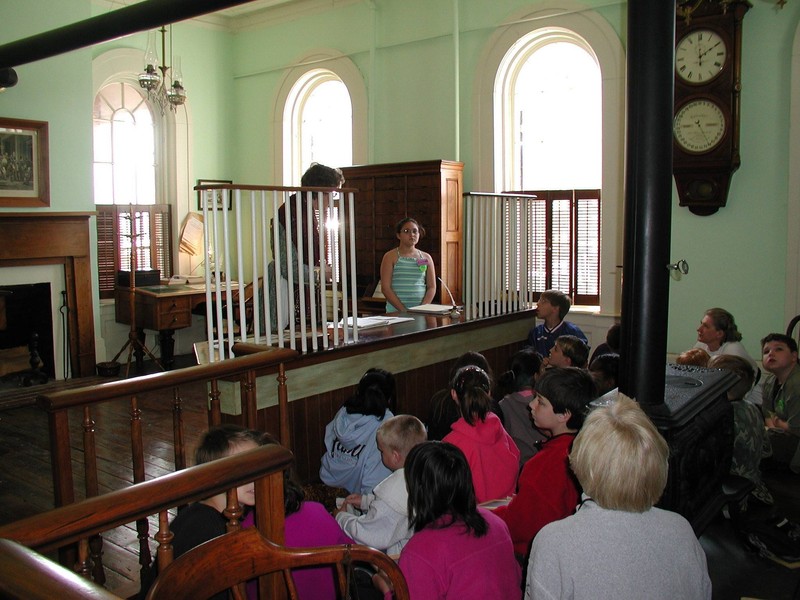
[401,228,419,234]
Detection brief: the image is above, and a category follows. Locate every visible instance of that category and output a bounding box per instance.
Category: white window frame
[273,51,368,186]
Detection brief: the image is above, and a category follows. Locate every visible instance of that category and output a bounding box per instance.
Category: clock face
[675,29,728,84]
[673,99,727,154]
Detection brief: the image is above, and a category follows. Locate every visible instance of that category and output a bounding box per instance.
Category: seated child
[138,425,264,600]
[375,442,521,599]
[443,366,520,503]
[320,368,396,494]
[676,347,711,367]
[760,333,800,473]
[527,289,588,358]
[707,354,773,505]
[588,352,619,397]
[589,322,620,364]
[427,351,497,441]
[494,367,595,558]
[526,396,711,599]
[142,426,353,600]
[335,415,427,556]
[246,455,353,600]
[498,348,547,467]
[547,334,590,369]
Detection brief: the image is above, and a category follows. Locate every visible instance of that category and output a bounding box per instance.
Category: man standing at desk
[267,163,344,332]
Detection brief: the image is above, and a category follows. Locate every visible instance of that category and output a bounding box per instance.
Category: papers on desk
[408,303,456,315]
[338,316,414,329]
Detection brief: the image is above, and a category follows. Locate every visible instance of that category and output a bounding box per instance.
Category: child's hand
[344,493,362,508]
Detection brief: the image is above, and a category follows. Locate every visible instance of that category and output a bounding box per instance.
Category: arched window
[496,30,601,191]
[283,69,353,184]
[495,30,602,305]
[93,82,156,206]
[475,9,624,312]
[92,49,183,298]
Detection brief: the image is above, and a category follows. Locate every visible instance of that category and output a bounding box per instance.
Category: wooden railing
[33,345,297,584]
[0,444,409,600]
[0,444,293,599]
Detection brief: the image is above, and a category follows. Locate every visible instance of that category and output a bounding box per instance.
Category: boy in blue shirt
[527,289,588,359]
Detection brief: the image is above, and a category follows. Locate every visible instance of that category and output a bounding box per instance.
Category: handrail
[0,444,292,552]
[0,539,120,600]
[33,345,298,585]
[37,348,298,412]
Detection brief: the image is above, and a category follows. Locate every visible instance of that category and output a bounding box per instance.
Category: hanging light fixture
[138,25,186,114]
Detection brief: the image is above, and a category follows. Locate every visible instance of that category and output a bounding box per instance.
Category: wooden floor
[0,357,209,597]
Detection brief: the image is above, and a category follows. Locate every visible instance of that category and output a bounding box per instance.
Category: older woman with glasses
[379,217,436,312]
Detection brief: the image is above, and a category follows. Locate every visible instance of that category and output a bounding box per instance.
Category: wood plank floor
[0,357,209,597]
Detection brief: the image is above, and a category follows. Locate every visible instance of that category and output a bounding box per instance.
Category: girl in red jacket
[443,366,520,503]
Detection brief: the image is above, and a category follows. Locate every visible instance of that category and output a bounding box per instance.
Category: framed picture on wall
[0,117,49,207]
[196,179,233,210]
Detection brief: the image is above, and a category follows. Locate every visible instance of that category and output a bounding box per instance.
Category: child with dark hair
[547,334,590,369]
[589,322,620,363]
[588,352,619,397]
[760,333,800,473]
[375,442,521,599]
[498,348,546,467]
[494,367,596,558]
[527,289,588,358]
[320,368,396,494]
[244,449,353,600]
[443,366,520,503]
[143,425,353,600]
[427,350,497,441]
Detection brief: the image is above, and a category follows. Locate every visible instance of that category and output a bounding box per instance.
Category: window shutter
[95,204,174,298]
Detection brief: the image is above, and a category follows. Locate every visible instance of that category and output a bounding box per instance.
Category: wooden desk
[114,284,214,369]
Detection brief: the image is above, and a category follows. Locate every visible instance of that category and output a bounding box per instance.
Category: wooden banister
[0,444,293,600]
[0,444,292,552]
[39,348,298,508]
[0,539,120,600]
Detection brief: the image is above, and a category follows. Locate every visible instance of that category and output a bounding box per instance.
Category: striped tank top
[387,250,427,312]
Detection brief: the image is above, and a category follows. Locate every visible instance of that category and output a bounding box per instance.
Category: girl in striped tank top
[379,217,436,313]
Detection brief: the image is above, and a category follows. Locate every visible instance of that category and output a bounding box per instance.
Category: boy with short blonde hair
[334,415,427,555]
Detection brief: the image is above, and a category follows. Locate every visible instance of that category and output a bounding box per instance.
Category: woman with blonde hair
[525,396,711,600]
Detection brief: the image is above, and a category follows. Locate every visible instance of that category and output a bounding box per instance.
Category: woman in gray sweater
[525,395,712,600]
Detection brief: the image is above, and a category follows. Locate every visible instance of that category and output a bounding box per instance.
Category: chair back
[146,527,409,600]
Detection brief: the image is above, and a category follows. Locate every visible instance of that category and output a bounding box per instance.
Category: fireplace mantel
[0,212,96,377]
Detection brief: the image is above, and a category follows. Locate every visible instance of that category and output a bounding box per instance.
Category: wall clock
[674,99,727,153]
[673,0,750,216]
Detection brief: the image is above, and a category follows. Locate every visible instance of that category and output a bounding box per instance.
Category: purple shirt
[398,508,522,600]
[243,501,353,600]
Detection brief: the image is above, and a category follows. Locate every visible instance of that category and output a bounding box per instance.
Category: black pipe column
[618,2,676,406]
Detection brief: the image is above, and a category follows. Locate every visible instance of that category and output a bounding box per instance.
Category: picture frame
[0,117,50,207]
[196,179,233,210]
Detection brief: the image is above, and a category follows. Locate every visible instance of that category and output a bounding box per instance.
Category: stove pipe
[619,1,676,405]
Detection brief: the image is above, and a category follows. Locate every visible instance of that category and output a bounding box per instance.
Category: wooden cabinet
[340,160,464,304]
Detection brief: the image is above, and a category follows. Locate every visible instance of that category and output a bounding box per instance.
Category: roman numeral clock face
[675,29,728,84]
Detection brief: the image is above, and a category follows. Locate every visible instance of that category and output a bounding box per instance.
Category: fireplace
[0,213,96,378]
[0,282,55,384]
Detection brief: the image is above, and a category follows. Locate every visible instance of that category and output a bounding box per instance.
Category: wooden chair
[146,527,409,600]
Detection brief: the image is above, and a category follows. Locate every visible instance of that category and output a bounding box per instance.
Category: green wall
[1,0,798,360]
